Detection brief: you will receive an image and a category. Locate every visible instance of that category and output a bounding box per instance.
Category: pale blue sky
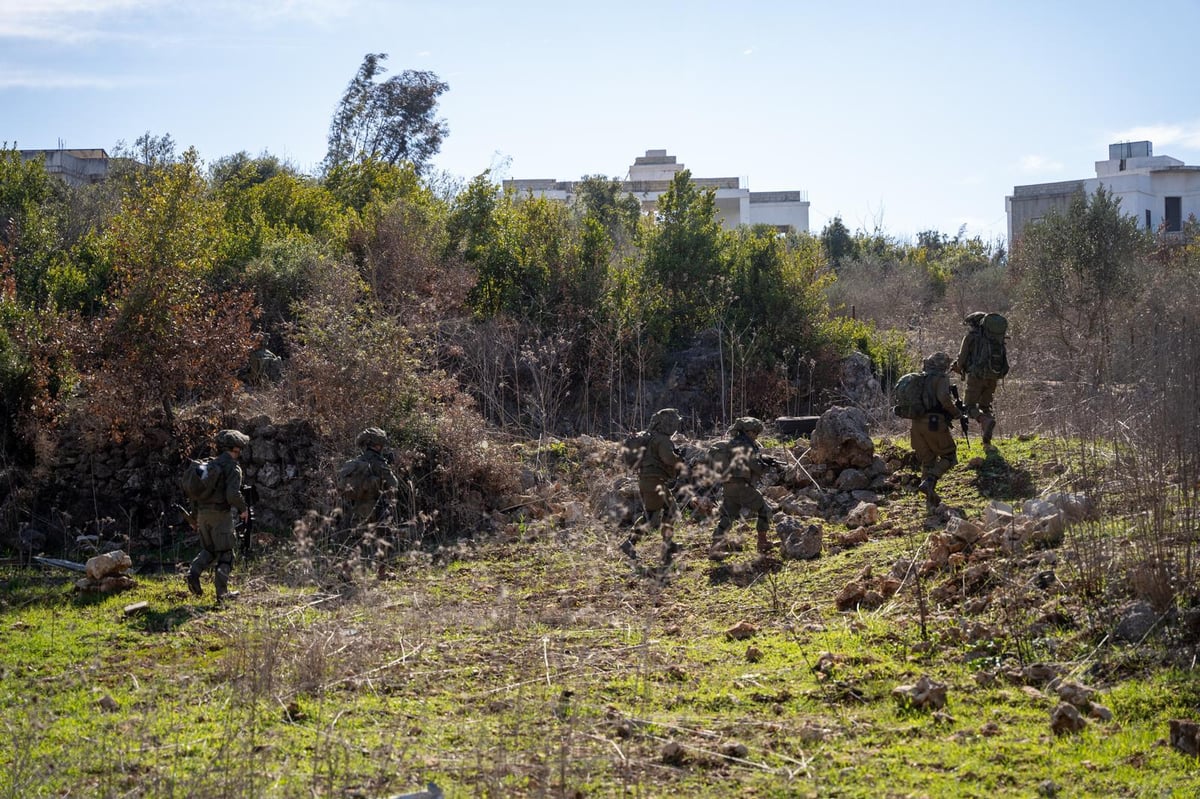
[4,0,1199,244]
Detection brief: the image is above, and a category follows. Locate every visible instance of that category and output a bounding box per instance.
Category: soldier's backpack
[621,431,650,469]
[892,372,930,419]
[181,458,223,503]
[705,440,735,480]
[337,457,379,502]
[965,312,1010,379]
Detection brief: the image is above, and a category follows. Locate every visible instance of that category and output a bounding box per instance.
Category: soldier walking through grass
[952,311,1009,446]
[186,429,249,602]
[621,407,684,563]
[911,352,960,510]
[709,416,775,558]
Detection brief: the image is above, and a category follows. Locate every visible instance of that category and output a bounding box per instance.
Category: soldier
[186,429,249,602]
[620,408,684,562]
[710,417,775,558]
[912,352,960,510]
[341,427,400,526]
[952,311,1009,446]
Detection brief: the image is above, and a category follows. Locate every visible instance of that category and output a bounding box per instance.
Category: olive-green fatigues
[910,371,959,482]
[954,329,999,436]
[349,448,400,525]
[188,451,247,600]
[627,431,681,549]
[714,433,772,548]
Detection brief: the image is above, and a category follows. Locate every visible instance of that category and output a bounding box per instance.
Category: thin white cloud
[1018,154,1064,173]
[1109,123,1200,151]
[0,69,127,89]
[743,47,754,56]
[0,0,354,40]
[0,0,157,41]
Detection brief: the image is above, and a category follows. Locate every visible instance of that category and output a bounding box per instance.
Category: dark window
[1165,197,1182,232]
[1146,209,1152,229]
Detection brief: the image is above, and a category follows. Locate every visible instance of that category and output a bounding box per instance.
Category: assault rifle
[237,484,258,559]
[948,385,970,445]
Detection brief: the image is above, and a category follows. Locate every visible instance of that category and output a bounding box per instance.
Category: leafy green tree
[324,53,448,175]
[0,147,68,306]
[820,215,856,267]
[70,149,257,439]
[640,169,727,346]
[1011,187,1150,381]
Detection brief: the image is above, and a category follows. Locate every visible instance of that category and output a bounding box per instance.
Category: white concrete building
[1006,141,1200,244]
[19,148,110,187]
[504,150,810,232]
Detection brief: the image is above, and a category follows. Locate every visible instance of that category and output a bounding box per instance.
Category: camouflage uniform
[911,353,959,509]
[349,427,400,525]
[712,417,774,556]
[187,429,249,601]
[952,312,999,445]
[621,408,683,561]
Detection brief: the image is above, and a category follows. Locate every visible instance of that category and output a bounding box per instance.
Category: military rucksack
[337,457,380,503]
[181,458,223,503]
[706,440,734,479]
[892,372,930,419]
[621,431,650,469]
[965,312,1010,379]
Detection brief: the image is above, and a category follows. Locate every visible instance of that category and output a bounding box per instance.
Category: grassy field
[3,434,1200,798]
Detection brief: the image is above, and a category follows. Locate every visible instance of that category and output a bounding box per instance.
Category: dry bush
[824,255,940,332]
[66,282,258,447]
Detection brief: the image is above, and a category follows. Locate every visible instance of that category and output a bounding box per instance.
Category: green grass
[3,434,1200,797]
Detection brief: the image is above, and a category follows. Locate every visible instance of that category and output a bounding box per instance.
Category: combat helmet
[648,407,682,435]
[356,426,389,449]
[216,429,250,451]
[729,416,764,435]
[923,351,952,374]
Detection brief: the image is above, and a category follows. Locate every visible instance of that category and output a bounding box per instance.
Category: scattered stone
[1170,719,1200,756]
[1114,600,1160,643]
[1050,702,1087,736]
[891,675,947,711]
[122,601,149,617]
[980,721,1001,736]
[745,645,763,663]
[661,740,687,765]
[808,406,875,470]
[1055,680,1096,708]
[720,741,749,759]
[1088,703,1113,722]
[725,621,758,641]
[799,724,831,742]
[1037,779,1061,798]
[837,527,870,547]
[845,501,878,527]
[85,550,132,581]
[778,518,822,560]
[835,581,868,612]
[97,694,119,712]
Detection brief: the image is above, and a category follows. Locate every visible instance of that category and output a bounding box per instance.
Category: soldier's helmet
[216,429,250,451]
[356,427,389,449]
[648,407,682,435]
[923,352,952,374]
[729,417,764,435]
[964,311,987,327]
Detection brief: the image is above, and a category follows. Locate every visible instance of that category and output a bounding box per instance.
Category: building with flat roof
[19,148,110,187]
[504,150,810,233]
[1006,141,1200,244]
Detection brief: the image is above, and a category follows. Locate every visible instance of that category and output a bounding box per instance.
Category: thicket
[4,88,1198,552]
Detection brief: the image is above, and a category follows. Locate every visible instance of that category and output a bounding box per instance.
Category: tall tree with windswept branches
[323,53,449,175]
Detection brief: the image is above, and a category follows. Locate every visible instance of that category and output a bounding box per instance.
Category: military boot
[918,479,941,509]
[981,414,996,446]
[186,570,203,597]
[619,537,638,560]
[756,528,775,554]
[214,564,231,602]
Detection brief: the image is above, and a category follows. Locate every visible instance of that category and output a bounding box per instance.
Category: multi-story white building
[1006,141,1200,244]
[503,149,810,233]
[19,148,110,187]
